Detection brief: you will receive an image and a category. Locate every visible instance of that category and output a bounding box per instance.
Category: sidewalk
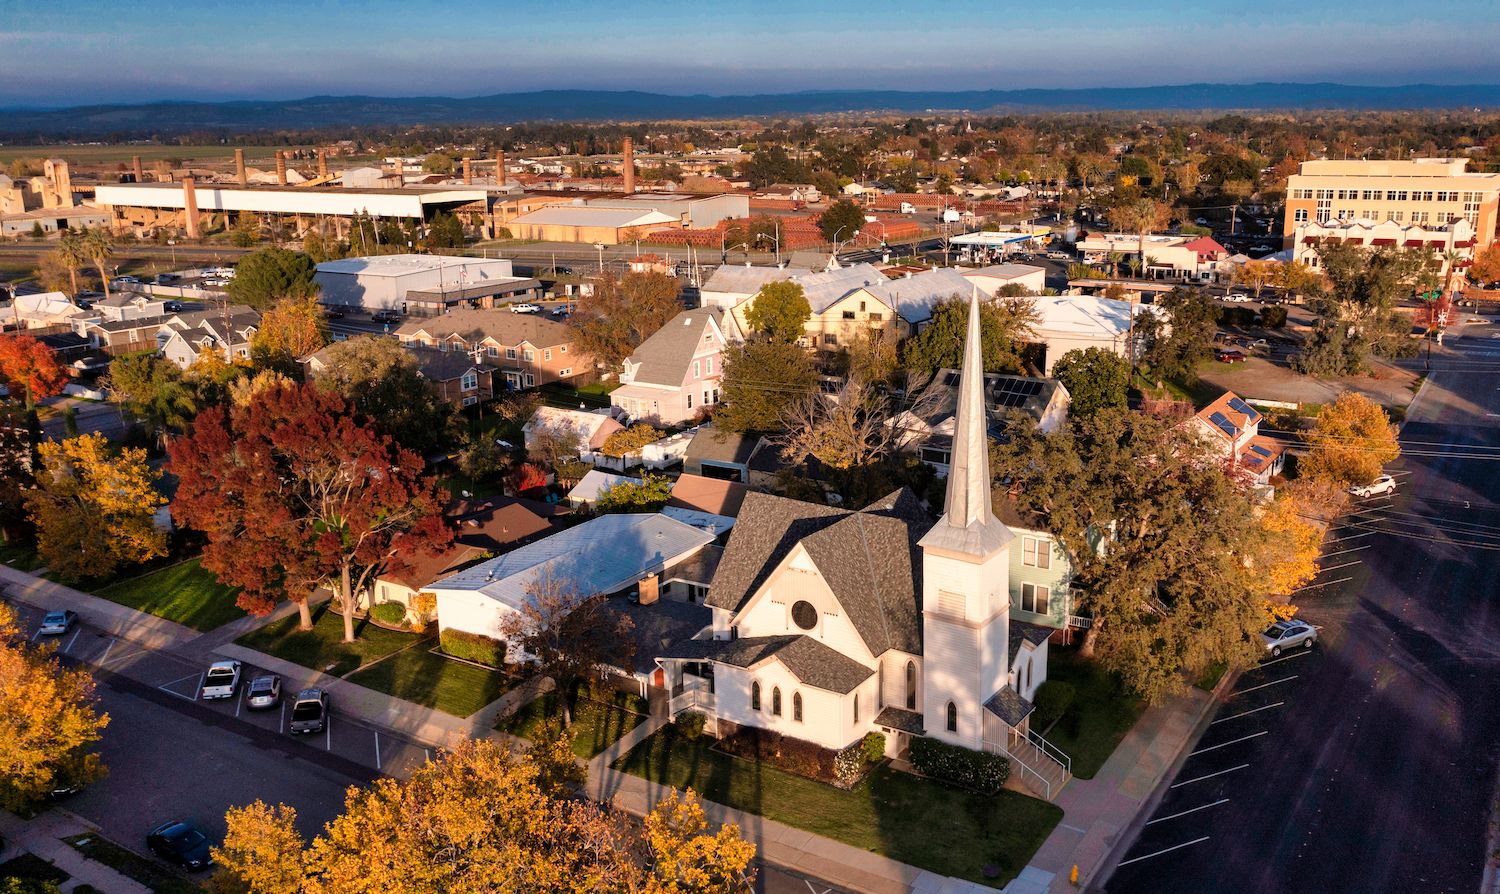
[0,564,197,651]
[0,808,151,894]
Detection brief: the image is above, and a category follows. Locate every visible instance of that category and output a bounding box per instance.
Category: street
[1106,339,1500,894]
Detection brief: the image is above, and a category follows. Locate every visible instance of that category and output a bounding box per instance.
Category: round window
[791,600,818,631]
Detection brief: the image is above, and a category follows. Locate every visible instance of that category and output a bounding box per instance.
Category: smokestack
[132,155,144,184]
[391,158,403,187]
[317,149,328,179]
[494,149,506,187]
[622,137,635,194]
[234,148,247,187]
[49,160,73,207]
[462,157,473,185]
[182,177,201,239]
[275,151,288,186]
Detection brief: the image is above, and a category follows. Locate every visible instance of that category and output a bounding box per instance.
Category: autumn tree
[228,369,294,407]
[744,281,811,343]
[226,248,320,311]
[169,382,451,640]
[25,434,167,583]
[250,296,330,373]
[600,423,664,458]
[842,325,899,385]
[1301,391,1400,487]
[643,790,758,894]
[569,271,683,367]
[525,420,585,478]
[1470,243,1500,285]
[774,378,895,470]
[528,718,586,797]
[0,604,109,810]
[308,336,451,457]
[900,295,1039,375]
[0,334,68,411]
[499,571,635,726]
[595,475,673,514]
[1254,494,1323,598]
[212,801,306,894]
[0,410,35,544]
[1050,347,1129,419]
[103,351,198,446]
[715,338,818,433]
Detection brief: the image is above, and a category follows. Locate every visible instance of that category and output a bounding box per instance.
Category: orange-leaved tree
[0,333,68,410]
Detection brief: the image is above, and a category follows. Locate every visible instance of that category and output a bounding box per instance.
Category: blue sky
[4,0,1500,105]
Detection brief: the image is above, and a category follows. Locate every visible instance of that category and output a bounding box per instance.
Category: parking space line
[1259,651,1310,668]
[326,717,332,752]
[1146,799,1230,825]
[1117,836,1211,866]
[374,731,382,770]
[100,647,148,666]
[157,672,200,701]
[1320,544,1372,558]
[99,638,115,665]
[424,748,431,763]
[1235,675,1298,695]
[64,629,81,653]
[1190,730,1269,756]
[1171,764,1250,788]
[279,703,286,735]
[1292,577,1352,592]
[1316,559,1364,573]
[1324,531,1374,544]
[1212,702,1285,724]
[235,687,243,718]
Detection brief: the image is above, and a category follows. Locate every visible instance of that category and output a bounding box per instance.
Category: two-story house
[395,309,589,391]
[611,308,727,426]
[408,348,496,408]
[158,310,260,369]
[1188,391,1286,487]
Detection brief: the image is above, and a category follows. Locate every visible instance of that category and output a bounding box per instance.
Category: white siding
[714,663,859,751]
[733,545,878,666]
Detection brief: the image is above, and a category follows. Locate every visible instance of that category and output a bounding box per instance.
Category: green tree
[569,271,683,367]
[818,200,866,243]
[1297,242,1423,376]
[227,248,320,311]
[900,296,1039,375]
[1137,287,1217,383]
[421,152,455,175]
[308,336,451,457]
[716,339,818,433]
[425,211,465,249]
[595,475,673,513]
[102,352,199,446]
[1051,347,1130,419]
[80,228,114,299]
[744,282,811,343]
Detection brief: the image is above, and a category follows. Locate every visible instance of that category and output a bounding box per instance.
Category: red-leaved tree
[0,334,68,411]
[168,381,452,641]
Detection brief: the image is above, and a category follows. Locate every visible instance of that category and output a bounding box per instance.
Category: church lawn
[499,685,648,759]
[93,558,247,632]
[346,646,518,718]
[1040,647,1146,779]
[615,727,1061,887]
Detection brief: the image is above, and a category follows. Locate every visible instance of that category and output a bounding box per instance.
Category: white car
[509,303,542,314]
[1349,474,1396,498]
[1045,250,1071,261]
[1262,619,1317,657]
[1223,292,1251,302]
[200,660,241,700]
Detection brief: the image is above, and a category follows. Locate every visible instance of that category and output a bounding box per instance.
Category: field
[0,144,314,165]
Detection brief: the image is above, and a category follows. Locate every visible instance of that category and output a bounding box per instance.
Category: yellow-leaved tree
[25,433,167,583]
[1301,392,1400,488]
[211,800,305,894]
[643,789,758,894]
[0,604,109,809]
[1256,494,1323,598]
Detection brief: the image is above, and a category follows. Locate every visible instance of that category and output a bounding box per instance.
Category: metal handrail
[987,739,1051,800]
[1026,728,1073,776]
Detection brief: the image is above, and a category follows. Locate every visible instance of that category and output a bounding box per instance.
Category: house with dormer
[611,309,727,426]
[395,309,588,391]
[1189,391,1286,487]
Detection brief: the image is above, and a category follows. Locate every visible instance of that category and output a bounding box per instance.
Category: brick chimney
[622,137,635,194]
[182,177,201,239]
[462,157,473,185]
[317,149,328,179]
[46,160,73,207]
[275,151,288,185]
[636,573,659,606]
[234,148,247,187]
[495,149,506,187]
[132,155,144,184]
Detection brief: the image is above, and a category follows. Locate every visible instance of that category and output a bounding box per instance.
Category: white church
[657,290,1072,797]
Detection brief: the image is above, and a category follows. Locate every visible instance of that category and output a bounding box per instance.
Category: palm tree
[81,228,113,299]
[56,230,87,296]
[1441,249,1463,297]
[1109,198,1170,280]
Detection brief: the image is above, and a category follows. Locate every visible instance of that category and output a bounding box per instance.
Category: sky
[4,0,1500,106]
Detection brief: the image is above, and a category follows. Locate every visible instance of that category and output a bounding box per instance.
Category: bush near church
[908,736,1010,793]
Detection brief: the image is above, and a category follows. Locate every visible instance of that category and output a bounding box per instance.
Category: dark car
[147,820,213,870]
[289,688,328,734]
[163,300,183,312]
[1216,349,1247,363]
[371,310,401,324]
[323,307,345,319]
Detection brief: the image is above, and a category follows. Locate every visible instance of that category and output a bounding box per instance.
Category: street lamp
[755,230,781,265]
[594,242,606,273]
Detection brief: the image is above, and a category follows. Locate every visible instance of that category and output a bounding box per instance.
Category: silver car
[1262,619,1317,656]
[245,674,281,710]
[289,688,329,734]
[38,610,77,636]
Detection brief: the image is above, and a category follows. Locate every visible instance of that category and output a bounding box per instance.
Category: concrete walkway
[0,564,197,650]
[0,808,152,894]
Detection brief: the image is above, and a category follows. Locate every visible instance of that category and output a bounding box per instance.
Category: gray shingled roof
[624,308,721,387]
[983,686,1035,726]
[684,425,762,465]
[874,705,925,735]
[600,597,712,676]
[395,308,571,347]
[408,347,488,382]
[705,488,929,656]
[660,634,875,694]
[1009,620,1054,665]
[796,264,886,313]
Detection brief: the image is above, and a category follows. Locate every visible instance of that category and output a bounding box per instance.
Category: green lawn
[0,539,42,572]
[237,602,420,676]
[92,558,247,632]
[346,646,517,717]
[501,685,648,759]
[1041,648,1146,779]
[615,728,1061,887]
[63,833,201,894]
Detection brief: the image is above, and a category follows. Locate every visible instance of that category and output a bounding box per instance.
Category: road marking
[326,716,332,752]
[235,686,243,718]
[1320,544,1372,558]
[65,629,81,653]
[1171,765,1250,789]
[1213,701,1286,724]
[1314,559,1364,573]
[99,638,115,666]
[1235,675,1298,695]
[279,703,285,735]
[1291,577,1353,592]
[1324,531,1374,544]
[1190,730,1269,756]
[374,731,382,770]
[1146,799,1230,825]
[157,672,200,701]
[1259,650,1310,668]
[1059,822,1089,834]
[1117,836,1212,866]
[424,748,431,763]
[194,672,203,701]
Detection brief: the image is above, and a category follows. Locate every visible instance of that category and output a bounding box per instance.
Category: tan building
[1283,158,1500,254]
[394,309,590,391]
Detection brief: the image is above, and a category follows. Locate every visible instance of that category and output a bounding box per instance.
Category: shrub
[439,628,505,666]
[861,731,887,763]
[1261,305,1288,328]
[1031,680,1075,729]
[1218,306,1257,328]
[908,736,1010,793]
[369,602,407,626]
[673,710,706,740]
[834,742,867,785]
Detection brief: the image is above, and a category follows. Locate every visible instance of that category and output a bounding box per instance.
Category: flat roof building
[1283,158,1500,253]
[314,254,523,315]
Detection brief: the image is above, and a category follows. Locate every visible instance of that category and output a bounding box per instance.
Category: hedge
[1261,305,1288,328]
[908,736,1010,793]
[1032,681,1075,730]
[674,710,707,740]
[370,602,407,626]
[439,628,506,667]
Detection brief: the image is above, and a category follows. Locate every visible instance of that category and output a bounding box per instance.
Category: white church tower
[919,288,1014,751]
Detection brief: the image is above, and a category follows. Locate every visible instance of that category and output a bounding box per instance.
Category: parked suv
[289,688,329,734]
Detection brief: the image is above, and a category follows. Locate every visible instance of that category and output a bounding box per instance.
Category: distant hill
[2,83,1498,137]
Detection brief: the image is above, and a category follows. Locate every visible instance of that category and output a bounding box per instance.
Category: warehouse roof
[510,206,678,228]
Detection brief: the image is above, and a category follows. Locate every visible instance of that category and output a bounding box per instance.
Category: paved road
[1106,347,1500,894]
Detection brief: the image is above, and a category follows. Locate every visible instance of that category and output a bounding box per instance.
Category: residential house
[669,473,749,518]
[699,265,808,310]
[395,309,589,391]
[757,183,822,204]
[523,406,625,454]
[960,264,1047,296]
[611,308,727,426]
[159,310,260,369]
[719,264,889,351]
[894,370,1071,475]
[408,348,495,408]
[877,267,977,334]
[1188,391,1286,487]
[7,292,90,330]
[682,425,770,483]
[1029,294,1151,374]
[90,293,168,323]
[567,469,640,507]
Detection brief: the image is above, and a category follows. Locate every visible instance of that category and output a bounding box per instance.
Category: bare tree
[773,378,899,471]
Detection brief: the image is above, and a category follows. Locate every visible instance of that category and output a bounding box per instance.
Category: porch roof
[660,634,874,694]
[874,706,925,735]
[983,685,1035,726]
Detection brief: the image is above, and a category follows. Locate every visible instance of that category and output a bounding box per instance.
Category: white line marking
[157,672,200,701]
[99,639,115,666]
[1235,675,1298,695]
[64,629,81,653]
[1320,544,1372,558]
[1171,765,1250,788]
[1259,650,1310,668]
[235,687,243,718]
[1059,822,1089,834]
[326,716,332,752]
[194,672,204,701]
[1190,730,1269,756]
[374,731,382,770]
[1292,577,1353,592]
[1117,836,1212,866]
[1316,560,1364,573]
[1213,702,1286,724]
[424,748,431,763]
[1146,799,1230,825]
[280,702,285,735]
[1325,531,1375,544]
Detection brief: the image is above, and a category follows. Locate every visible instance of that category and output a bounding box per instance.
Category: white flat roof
[512,206,678,228]
[950,229,1049,246]
[962,263,1046,281]
[314,254,514,277]
[94,183,487,220]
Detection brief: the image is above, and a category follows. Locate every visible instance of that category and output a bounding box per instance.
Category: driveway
[38,396,130,442]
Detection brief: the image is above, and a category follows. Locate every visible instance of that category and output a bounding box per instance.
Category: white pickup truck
[200,660,241,700]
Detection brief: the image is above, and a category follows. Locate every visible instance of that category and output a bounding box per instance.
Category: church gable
[733,543,878,666]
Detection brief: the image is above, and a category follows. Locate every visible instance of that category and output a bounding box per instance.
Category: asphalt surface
[1107,340,1500,894]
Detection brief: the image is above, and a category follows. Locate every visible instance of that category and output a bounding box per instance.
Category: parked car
[38,610,76,636]
[199,660,241,700]
[1350,474,1396,498]
[147,821,214,871]
[1249,338,1271,352]
[1223,292,1251,302]
[289,688,329,734]
[1215,349,1247,363]
[1195,217,1210,225]
[112,275,140,285]
[1045,250,1071,261]
[323,307,345,319]
[1262,619,1318,657]
[371,310,402,324]
[509,303,542,314]
[163,300,183,312]
[245,674,282,710]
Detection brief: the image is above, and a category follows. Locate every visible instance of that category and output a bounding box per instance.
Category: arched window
[946,701,958,733]
[853,693,860,724]
[772,687,782,716]
[751,681,761,711]
[905,661,917,710]
[793,692,803,722]
[1025,660,1033,693]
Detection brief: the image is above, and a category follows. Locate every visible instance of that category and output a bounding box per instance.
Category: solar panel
[1208,412,1238,437]
[942,372,961,387]
[1250,444,1272,457]
[995,391,1030,408]
[1226,397,1261,422]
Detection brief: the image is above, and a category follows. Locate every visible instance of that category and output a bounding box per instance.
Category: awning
[1459,240,1476,248]
[1427,240,1448,248]
[1302,236,1319,244]
[1371,238,1397,246]
[1404,239,1426,247]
